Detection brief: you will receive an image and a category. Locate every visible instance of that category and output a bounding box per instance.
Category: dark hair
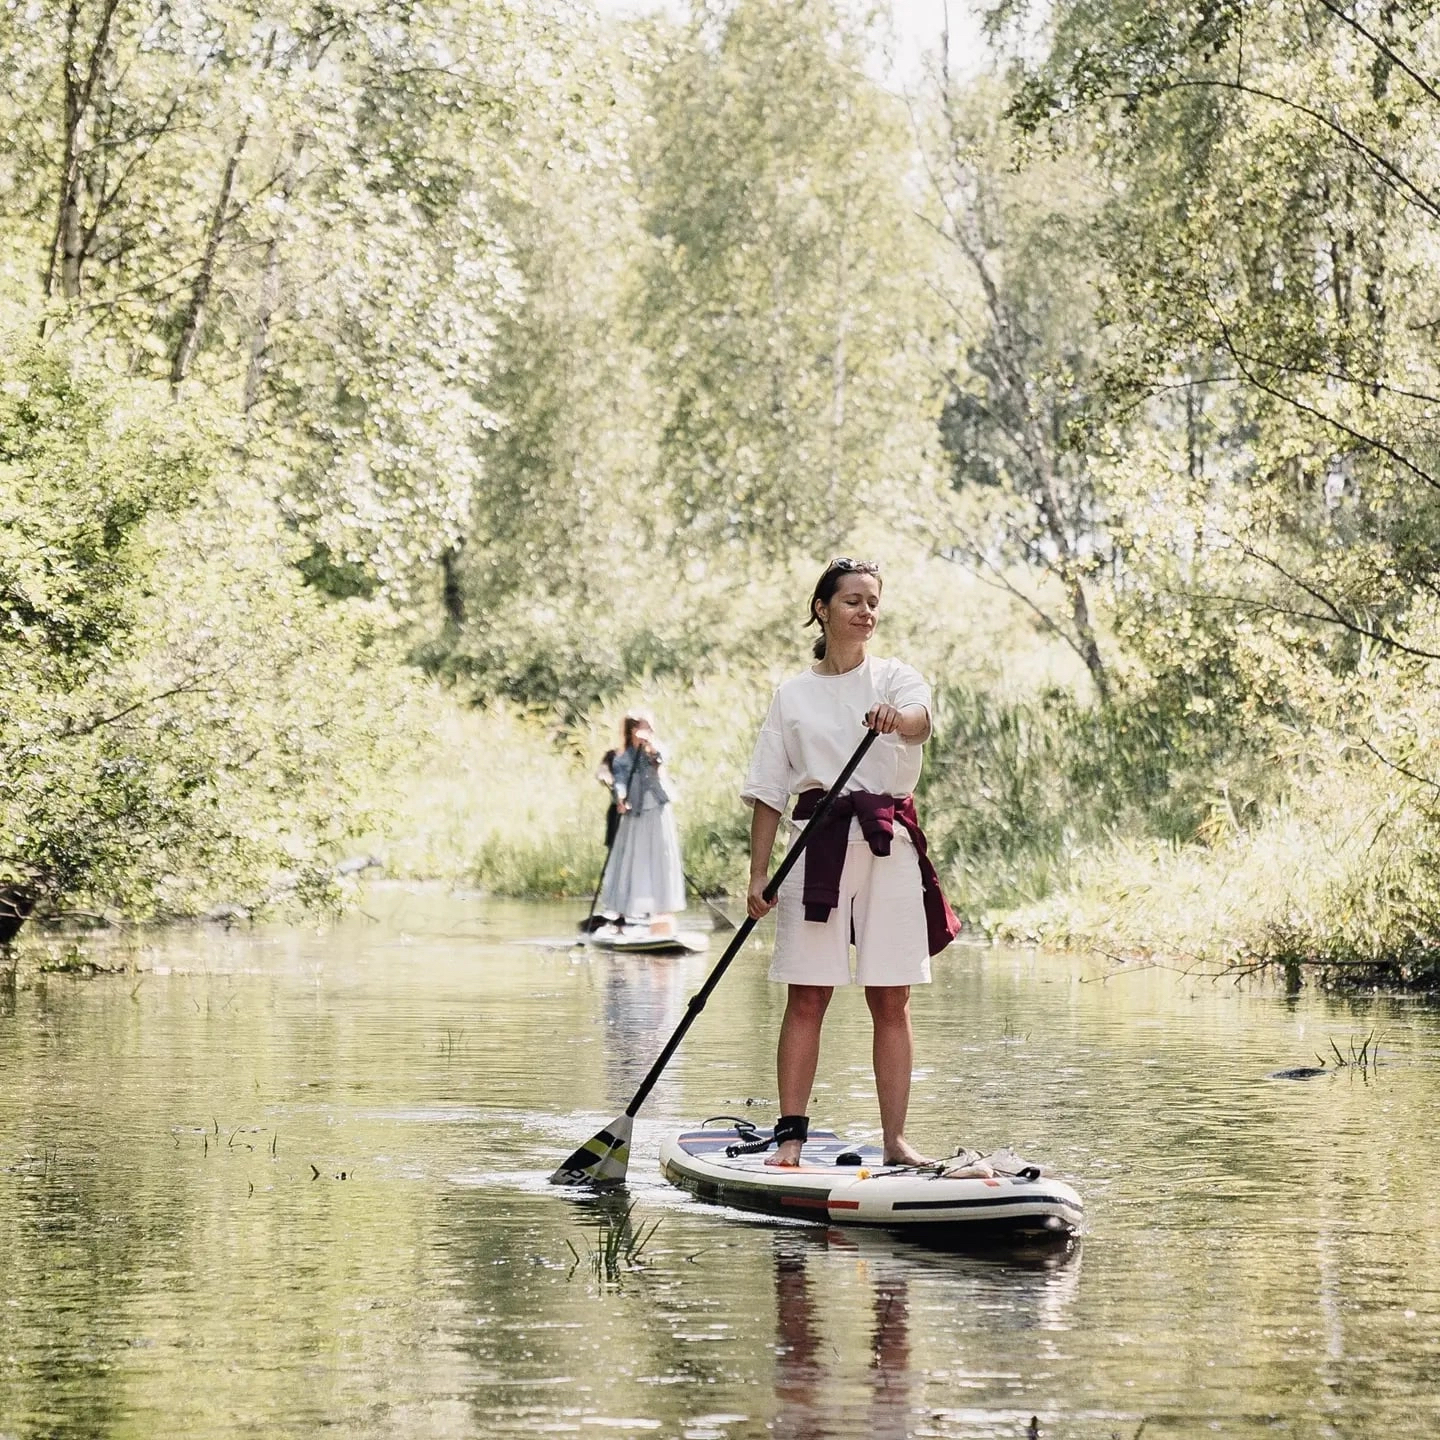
[805,557,882,660]
[622,711,653,748]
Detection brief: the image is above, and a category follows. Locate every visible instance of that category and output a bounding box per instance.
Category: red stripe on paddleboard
[828,1199,861,1210]
[779,1195,833,1210]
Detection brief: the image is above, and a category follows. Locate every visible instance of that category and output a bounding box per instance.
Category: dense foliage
[977,0,1440,977]
[0,340,406,918]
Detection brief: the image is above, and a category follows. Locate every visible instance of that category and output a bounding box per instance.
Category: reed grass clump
[1320,1031,1379,1074]
[994,764,1440,986]
[918,678,1269,919]
[565,1202,662,1286]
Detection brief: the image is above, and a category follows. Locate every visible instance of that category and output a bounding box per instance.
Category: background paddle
[578,750,621,932]
[549,725,880,1186]
[577,840,615,933]
[684,871,736,931]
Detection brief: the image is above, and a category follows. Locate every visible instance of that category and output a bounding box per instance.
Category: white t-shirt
[741,656,933,817]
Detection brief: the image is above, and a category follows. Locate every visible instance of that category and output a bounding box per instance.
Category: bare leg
[769,984,833,1166]
[866,985,931,1165]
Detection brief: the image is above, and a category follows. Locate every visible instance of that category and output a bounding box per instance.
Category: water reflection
[772,1230,913,1440]
[599,951,691,1103]
[771,1227,1081,1439]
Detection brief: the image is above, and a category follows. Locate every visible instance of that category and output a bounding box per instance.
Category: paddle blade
[548,1114,634,1187]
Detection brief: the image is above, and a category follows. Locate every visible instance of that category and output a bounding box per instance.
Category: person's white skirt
[599,800,686,917]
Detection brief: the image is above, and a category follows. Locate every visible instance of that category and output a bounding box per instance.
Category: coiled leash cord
[714,1113,809,1159]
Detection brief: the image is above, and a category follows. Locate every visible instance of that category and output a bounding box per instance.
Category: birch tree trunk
[242,129,306,414]
[44,0,122,305]
[170,126,248,392]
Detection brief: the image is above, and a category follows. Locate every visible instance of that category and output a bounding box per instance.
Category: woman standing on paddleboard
[742,558,959,1168]
[599,712,686,937]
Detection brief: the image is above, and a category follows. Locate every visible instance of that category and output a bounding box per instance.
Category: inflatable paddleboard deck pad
[660,1123,1082,1245]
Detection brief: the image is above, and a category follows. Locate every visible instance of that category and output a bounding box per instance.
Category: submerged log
[0,885,38,944]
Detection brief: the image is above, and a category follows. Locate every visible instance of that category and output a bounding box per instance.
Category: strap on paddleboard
[726,1113,808,1158]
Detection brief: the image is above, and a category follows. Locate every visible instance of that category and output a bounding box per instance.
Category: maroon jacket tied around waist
[790,789,960,957]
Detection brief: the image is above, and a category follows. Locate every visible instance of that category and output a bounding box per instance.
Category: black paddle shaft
[623,727,880,1120]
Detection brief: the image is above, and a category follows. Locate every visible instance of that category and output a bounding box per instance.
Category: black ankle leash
[724,1113,809,1158]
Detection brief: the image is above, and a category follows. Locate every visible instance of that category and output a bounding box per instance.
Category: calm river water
[2,886,1439,1439]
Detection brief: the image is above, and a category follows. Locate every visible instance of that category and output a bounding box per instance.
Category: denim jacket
[612,745,671,812]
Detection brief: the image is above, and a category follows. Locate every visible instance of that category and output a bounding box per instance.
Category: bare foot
[882,1138,936,1167]
[765,1140,803,1167]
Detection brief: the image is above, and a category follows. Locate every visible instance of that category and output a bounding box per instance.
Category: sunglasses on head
[826,556,880,574]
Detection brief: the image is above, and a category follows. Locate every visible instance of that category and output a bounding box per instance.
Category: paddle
[684,871,736,931]
[549,725,881,1187]
[577,840,615,933]
[578,752,622,933]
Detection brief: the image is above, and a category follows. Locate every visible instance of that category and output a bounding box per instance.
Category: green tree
[915,69,1113,700]
[638,0,939,552]
[0,0,578,602]
[437,17,658,637]
[972,0,1440,970]
[997,0,1440,658]
[0,334,409,922]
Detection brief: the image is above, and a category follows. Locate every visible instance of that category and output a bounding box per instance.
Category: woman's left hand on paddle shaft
[866,702,902,734]
[866,702,929,741]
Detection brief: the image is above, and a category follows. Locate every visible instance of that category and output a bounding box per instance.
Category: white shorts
[768,826,932,988]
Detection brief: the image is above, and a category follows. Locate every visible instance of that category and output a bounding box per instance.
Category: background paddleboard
[585,929,710,955]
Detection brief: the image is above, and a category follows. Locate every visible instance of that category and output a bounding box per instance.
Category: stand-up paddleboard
[584,925,710,956]
[660,1122,1082,1244]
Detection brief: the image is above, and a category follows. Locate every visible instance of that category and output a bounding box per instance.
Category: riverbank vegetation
[4,0,1440,985]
